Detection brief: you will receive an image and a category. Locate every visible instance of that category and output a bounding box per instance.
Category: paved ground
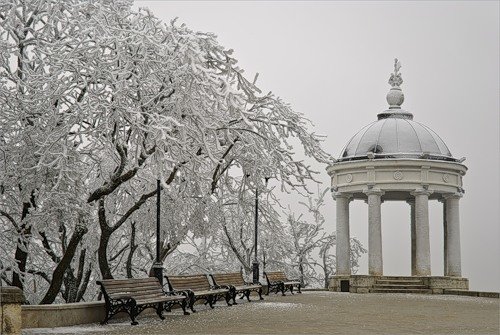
[23,291,499,335]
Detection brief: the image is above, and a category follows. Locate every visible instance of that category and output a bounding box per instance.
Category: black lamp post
[252,187,259,284]
[151,179,163,284]
[252,177,269,284]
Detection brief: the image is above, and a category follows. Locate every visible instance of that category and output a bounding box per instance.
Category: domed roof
[339,117,453,161]
[338,59,456,163]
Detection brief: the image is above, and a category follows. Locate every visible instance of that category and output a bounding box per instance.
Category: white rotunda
[328,60,469,293]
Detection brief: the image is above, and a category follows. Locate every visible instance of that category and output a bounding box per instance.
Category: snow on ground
[23,326,108,334]
[22,292,499,335]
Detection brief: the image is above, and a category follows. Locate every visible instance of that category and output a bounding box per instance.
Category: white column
[445,193,462,277]
[407,199,416,276]
[442,199,448,276]
[335,193,351,276]
[364,188,384,276]
[411,189,433,276]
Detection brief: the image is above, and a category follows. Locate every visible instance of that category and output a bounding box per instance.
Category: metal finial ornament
[386,58,404,108]
[388,58,403,87]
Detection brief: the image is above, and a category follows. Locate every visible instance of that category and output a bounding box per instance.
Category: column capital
[333,192,353,201]
[363,188,385,196]
[411,188,433,197]
[443,192,463,200]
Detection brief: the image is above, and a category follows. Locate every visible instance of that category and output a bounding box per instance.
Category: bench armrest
[268,280,285,288]
[244,280,262,286]
[166,289,191,298]
[211,284,230,290]
[106,295,136,307]
[269,280,284,284]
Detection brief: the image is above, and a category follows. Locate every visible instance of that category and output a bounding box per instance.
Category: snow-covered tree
[279,188,366,288]
[1,0,331,303]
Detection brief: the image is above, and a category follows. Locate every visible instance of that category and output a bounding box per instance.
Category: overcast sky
[135,0,499,291]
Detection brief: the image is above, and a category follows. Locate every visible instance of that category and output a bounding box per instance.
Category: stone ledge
[22,301,106,329]
[443,290,499,298]
[1,286,25,335]
[22,300,104,311]
[424,276,469,290]
[302,288,328,292]
[1,286,25,304]
[22,291,265,329]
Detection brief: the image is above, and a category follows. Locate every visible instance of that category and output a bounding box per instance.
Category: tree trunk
[63,270,77,302]
[62,248,88,302]
[40,224,88,304]
[322,251,330,289]
[12,201,34,290]
[12,239,29,290]
[97,198,114,279]
[126,222,137,278]
[76,267,92,302]
[94,170,178,280]
[298,256,305,287]
[98,229,113,280]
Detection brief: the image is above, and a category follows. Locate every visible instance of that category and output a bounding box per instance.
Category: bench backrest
[265,271,288,282]
[165,274,211,292]
[97,277,164,302]
[211,272,246,287]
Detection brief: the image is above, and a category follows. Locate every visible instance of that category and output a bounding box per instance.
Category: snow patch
[23,326,109,334]
[251,301,304,310]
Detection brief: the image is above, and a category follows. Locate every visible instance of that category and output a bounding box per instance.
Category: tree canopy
[0,0,363,304]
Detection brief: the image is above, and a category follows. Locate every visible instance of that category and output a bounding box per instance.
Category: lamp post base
[252,260,260,284]
[152,262,164,285]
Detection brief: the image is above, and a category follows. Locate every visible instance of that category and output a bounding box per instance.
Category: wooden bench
[210,272,264,304]
[264,271,302,296]
[97,277,188,325]
[164,274,232,313]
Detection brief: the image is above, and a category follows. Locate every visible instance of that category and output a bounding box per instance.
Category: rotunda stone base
[329,275,469,294]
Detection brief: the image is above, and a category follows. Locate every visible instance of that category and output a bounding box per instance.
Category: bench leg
[281,283,286,296]
[208,296,214,309]
[225,293,232,306]
[290,285,294,295]
[190,305,197,313]
[275,284,282,295]
[258,287,264,300]
[297,284,302,293]
[156,303,165,320]
[180,299,190,315]
[189,295,197,313]
[100,301,115,325]
[245,290,251,302]
[100,310,112,325]
[130,304,139,325]
[231,288,238,305]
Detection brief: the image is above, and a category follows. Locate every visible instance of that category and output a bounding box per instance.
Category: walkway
[23,291,499,335]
